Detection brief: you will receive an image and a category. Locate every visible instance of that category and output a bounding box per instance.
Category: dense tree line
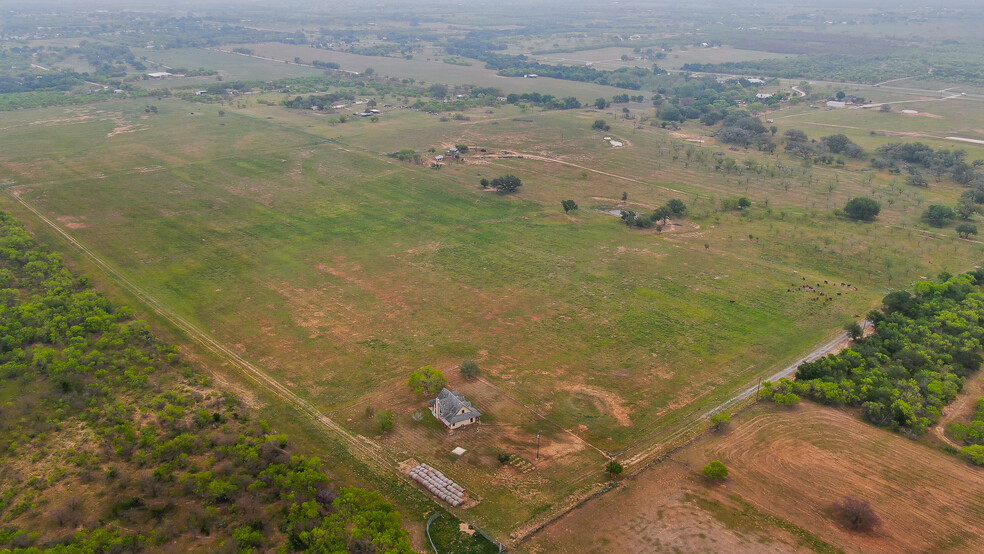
[0,211,412,552]
[282,92,354,110]
[680,43,984,87]
[764,271,984,437]
[444,32,665,90]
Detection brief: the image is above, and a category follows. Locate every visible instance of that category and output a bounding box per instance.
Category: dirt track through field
[5,188,403,482]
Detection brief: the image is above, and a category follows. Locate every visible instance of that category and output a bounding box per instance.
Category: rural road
[706,327,860,417]
[620,326,860,467]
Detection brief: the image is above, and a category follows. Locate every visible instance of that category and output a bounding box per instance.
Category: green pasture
[225,42,626,99]
[133,46,326,85]
[2,91,983,534]
[529,45,790,71]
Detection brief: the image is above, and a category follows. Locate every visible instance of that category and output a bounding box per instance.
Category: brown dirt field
[525,401,984,553]
[523,459,812,553]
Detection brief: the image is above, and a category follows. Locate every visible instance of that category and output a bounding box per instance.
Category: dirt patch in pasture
[902,111,944,119]
[590,196,656,210]
[562,384,632,427]
[56,215,89,229]
[670,131,713,144]
[106,122,150,138]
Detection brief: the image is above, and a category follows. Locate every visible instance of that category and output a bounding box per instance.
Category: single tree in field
[737,196,751,210]
[710,412,731,431]
[845,321,864,341]
[460,360,480,379]
[479,177,489,189]
[956,197,979,220]
[407,366,447,395]
[378,410,394,433]
[491,174,523,194]
[924,204,955,227]
[843,197,881,221]
[831,497,881,532]
[595,97,609,110]
[652,205,672,224]
[592,119,610,131]
[956,223,978,239]
[702,461,729,481]
[605,460,624,479]
[666,199,687,216]
[561,199,579,213]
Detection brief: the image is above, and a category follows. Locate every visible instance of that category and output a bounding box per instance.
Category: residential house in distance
[429,388,481,430]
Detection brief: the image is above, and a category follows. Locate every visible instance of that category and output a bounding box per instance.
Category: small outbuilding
[428,388,481,429]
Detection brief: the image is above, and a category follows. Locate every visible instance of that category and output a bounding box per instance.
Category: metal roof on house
[433,388,481,426]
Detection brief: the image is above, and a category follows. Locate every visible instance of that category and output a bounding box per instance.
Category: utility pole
[536,430,541,461]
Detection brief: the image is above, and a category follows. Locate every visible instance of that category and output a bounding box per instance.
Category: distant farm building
[429,388,481,429]
[826,100,847,108]
[146,71,172,78]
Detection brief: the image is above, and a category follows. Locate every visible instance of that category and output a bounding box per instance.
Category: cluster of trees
[388,149,423,164]
[503,92,581,110]
[480,174,523,194]
[282,92,354,110]
[620,198,688,229]
[873,142,979,185]
[591,119,611,132]
[0,211,412,552]
[712,111,774,151]
[655,77,789,125]
[784,130,865,164]
[764,271,984,437]
[0,71,86,94]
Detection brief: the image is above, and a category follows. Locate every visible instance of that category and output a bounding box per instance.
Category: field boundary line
[617,328,851,467]
[3,188,413,492]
